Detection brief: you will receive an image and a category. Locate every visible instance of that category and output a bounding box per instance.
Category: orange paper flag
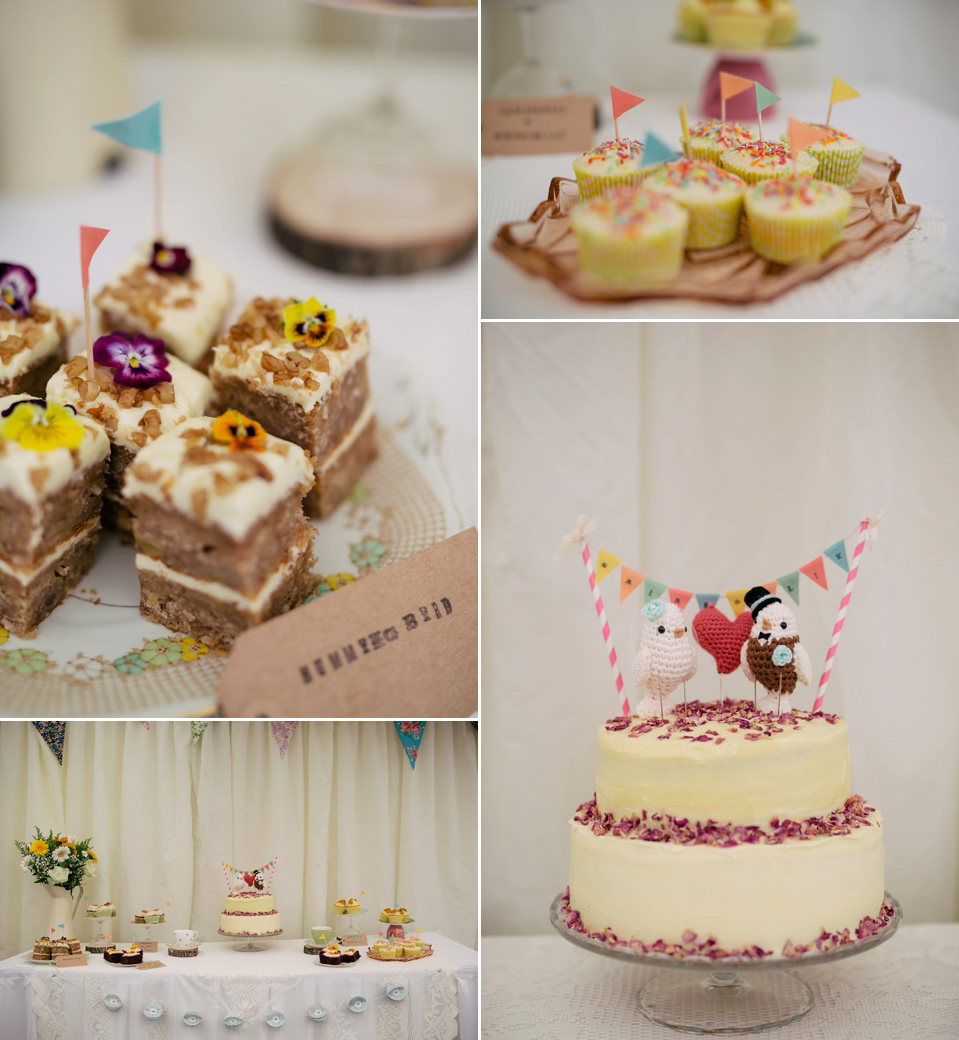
[610,86,644,121]
[619,567,644,603]
[787,118,830,160]
[80,226,109,288]
[761,580,778,595]
[719,72,754,101]
[668,588,693,611]
[800,556,829,591]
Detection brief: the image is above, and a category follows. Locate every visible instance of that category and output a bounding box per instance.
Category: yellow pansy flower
[0,400,83,452]
[283,297,335,348]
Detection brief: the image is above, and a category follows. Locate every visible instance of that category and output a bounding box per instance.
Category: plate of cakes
[367,937,433,961]
[0,254,461,716]
[24,937,83,963]
[102,944,144,966]
[317,944,362,966]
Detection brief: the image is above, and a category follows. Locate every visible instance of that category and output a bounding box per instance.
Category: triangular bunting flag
[32,722,66,764]
[823,540,850,572]
[191,721,208,743]
[92,101,162,154]
[611,86,644,121]
[394,722,426,769]
[725,589,749,616]
[642,131,681,167]
[754,83,781,114]
[830,77,861,106]
[762,580,778,595]
[79,226,109,289]
[619,567,644,603]
[595,549,621,582]
[270,721,298,757]
[668,588,693,611]
[140,722,150,730]
[695,593,720,611]
[643,579,668,604]
[778,572,800,604]
[787,118,831,159]
[719,71,754,101]
[800,556,829,590]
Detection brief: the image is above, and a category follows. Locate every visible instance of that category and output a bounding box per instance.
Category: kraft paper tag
[339,932,367,946]
[218,528,477,717]
[53,953,87,967]
[137,960,165,970]
[482,96,594,156]
[138,941,159,952]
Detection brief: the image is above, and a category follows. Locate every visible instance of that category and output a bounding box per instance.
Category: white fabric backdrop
[0,721,477,959]
[481,321,959,935]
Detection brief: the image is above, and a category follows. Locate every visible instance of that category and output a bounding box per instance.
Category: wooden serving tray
[492,152,919,304]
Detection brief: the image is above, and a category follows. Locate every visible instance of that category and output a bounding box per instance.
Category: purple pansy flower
[92,332,172,389]
[0,263,38,317]
[150,241,192,276]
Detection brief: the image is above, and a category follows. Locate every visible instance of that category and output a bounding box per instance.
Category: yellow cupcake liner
[688,143,726,166]
[720,153,818,185]
[574,219,689,289]
[809,144,865,189]
[745,205,850,264]
[705,14,771,49]
[681,195,744,250]
[575,171,642,201]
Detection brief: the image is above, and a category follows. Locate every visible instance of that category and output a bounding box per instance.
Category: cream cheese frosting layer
[596,701,850,826]
[569,808,883,954]
[95,248,232,366]
[0,305,76,381]
[46,354,212,454]
[0,394,109,504]
[124,417,314,541]
[0,518,98,584]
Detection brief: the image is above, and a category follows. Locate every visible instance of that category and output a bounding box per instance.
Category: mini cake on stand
[123,413,316,648]
[379,904,412,940]
[134,907,165,945]
[84,902,117,952]
[210,297,376,518]
[0,263,78,398]
[219,861,283,951]
[45,333,212,530]
[0,394,110,636]
[94,244,232,371]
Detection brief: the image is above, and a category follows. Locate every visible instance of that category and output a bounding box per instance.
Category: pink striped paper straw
[583,541,629,716]
[813,518,871,712]
[266,856,277,894]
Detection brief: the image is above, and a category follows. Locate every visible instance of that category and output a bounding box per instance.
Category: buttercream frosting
[0,304,76,382]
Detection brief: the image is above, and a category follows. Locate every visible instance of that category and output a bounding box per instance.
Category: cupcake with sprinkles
[743,177,852,263]
[643,159,747,249]
[685,120,756,167]
[570,186,689,290]
[720,139,818,185]
[780,124,865,189]
[572,139,644,201]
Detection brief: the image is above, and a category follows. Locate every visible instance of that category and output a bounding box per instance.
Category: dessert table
[482,927,959,1039]
[0,933,477,1040]
[482,86,959,318]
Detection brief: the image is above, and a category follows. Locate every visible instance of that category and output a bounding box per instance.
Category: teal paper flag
[695,593,720,611]
[754,83,780,115]
[92,101,162,154]
[778,572,800,605]
[823,539,850,572]
[643,579,668,604]
[642,131,680,167]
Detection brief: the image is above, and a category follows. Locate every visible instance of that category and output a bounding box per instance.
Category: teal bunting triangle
[643,579,668,604]
[823,539,850,572]
[642,131,681,167]
[778,572,800,605]
[695,593,720,611]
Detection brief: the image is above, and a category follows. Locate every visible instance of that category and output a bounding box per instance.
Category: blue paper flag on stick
[823,539,850,572]
[754,83,781,115]
[695,593,720,611]
[92,101,162,154]
[642,131,681,167]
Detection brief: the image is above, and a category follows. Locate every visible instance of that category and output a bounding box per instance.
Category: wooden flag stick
[826,101,833,128]
[757,108,764,142]
[613,115,619,141]
[721,97,726,124]
[84,285,94,383]
[154,154,163,242]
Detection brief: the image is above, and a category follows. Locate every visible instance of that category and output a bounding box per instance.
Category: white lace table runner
[482,926,959,1039]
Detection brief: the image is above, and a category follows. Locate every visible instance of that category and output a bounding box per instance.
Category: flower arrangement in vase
[15,828,99,939]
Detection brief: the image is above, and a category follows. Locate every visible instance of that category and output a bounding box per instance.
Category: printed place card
[53,953,87,967]
[218,528,477,717]
[339,932,367,946]
[482,95,594,156]
[138,941,159,952]
[137,960,165,970]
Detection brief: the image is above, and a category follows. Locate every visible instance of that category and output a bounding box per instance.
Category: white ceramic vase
[41,884,82,941]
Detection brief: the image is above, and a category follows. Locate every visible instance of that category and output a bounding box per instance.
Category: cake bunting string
[270,721,298,757]
[79,226,109,384]
[718,71,753,124]
[827,77,861,129]
[556,516,629,716]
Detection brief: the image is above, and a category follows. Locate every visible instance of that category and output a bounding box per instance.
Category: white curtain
[482,321,959,935]
[0,721,477,959]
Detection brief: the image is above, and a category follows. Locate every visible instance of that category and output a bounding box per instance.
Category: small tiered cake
[123,413,315,647]
[210,297,376,518]
[94,244,232,370]
[46,333,212,529]
[0,263,77,397]
[220,863,282,937]
[0,395,110,636]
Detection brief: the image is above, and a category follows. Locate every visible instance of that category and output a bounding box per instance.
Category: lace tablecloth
[0,934,477,1040]
[482,927,959,1039]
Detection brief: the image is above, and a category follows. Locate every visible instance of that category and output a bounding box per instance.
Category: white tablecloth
[482,927,959,1039]
[482,86,959,318]
[0,934,477,1040]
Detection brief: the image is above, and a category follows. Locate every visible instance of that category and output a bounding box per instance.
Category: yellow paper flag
[830,77,861,106]
[725,589,749,616]
[595,549,621,582]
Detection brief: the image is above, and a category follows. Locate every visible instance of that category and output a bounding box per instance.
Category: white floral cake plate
[0,355,462,717]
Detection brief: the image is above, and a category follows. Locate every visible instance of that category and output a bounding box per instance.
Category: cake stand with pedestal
[550,891,901,1034]
[333,900,369,944]
[217,927,284,953]
[84,913,115,954]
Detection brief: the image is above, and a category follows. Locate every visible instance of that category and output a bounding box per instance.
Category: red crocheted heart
[692,606,754,675]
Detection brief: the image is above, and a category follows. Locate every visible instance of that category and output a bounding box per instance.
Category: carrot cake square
[123,412,316,648]
[0,394,109,636]
[209,296,376,518]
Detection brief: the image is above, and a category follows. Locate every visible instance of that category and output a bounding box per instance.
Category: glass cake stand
[550,891,901,1034]
[217,928,283,953]
[85,915,114,953]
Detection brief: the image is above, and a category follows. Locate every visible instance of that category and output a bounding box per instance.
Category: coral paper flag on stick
[719,71,753,122]
[787,118,830,160]
[799,556,829,590]
[813,517,875,711]
[827,77,861,126]
[619,567,644,603]
[79,226,109,289]
[610,86,644,139]
[595,549,621,582]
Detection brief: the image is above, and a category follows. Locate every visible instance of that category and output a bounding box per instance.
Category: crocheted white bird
[739,586,812,715]
[631,599,697,718]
